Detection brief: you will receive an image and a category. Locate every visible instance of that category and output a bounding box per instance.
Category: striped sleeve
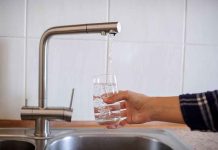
[179,90,218,132]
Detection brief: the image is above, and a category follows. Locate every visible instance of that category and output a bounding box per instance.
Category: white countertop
[170,128,218,150]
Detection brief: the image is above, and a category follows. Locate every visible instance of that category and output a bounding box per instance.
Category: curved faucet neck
[38,22,121,108]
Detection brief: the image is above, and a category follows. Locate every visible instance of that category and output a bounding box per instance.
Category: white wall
[0,0,218,120]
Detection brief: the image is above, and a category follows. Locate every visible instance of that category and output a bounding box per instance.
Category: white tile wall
[26,38,107,120]
[183,45,218,93]
[48,39,106,120]
[0,0,218,120]
[186,0,218,45]
[110,0,185,43]
[0,37,25,119]
[26,38,39,106]
[0,0,25,37]
[27,0,108,40]
[110,42,183,96]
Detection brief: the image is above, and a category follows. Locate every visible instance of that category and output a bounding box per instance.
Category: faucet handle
[25,98,28,107]
[69,88,75,109]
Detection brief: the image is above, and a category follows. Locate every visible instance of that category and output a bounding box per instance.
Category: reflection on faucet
[21,22,121,138]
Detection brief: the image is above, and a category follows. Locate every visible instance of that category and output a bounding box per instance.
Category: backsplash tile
[1,0,218,120]
[110,0,185,43]
[110,41,183,96]
[0,37,25,119]
[183,45,218,93]
[0,0,25,37]
[27,0,108,40]
[25,38,39,106]
[26,38,107,120]
[186,0,218,45]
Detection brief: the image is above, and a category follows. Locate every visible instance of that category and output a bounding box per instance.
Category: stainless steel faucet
[21,22,121,138]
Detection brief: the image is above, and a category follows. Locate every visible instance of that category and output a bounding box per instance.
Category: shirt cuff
[179,91,217,131]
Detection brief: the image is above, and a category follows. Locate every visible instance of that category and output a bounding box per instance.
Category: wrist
[147,97,162,121]
[147,96,184,123]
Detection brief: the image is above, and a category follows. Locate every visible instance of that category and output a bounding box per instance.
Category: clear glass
[93,74,121,125]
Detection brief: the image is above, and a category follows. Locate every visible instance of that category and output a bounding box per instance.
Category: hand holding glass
[93,74,121,125]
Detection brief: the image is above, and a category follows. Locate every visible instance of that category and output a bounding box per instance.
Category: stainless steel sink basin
[0,140,35,150]
[0,128,191,150]
[47,135,172,150]
[46,128,190,150]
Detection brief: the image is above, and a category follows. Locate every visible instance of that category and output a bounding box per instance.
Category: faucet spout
[21,22,121,138]
[39,22,121,108]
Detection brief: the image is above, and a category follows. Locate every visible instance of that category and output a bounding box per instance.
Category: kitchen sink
[0,140,35,150]
[46,135,172,150]
[46,128,190,150]
[0,128,191,150]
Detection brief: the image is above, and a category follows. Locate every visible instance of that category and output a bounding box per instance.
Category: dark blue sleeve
[179,90,218,132]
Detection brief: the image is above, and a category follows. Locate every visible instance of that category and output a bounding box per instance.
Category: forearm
[148,96,185,124]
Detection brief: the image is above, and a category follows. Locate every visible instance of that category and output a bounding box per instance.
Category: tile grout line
[0,36,25,39]
[181,0,188,94]
[24,0,28,102]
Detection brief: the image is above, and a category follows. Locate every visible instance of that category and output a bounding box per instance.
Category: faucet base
[35,118,50,138]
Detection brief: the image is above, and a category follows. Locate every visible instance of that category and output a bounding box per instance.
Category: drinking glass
[93,74,121,125]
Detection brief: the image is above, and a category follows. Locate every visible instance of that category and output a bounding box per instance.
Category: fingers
[120,109,127,117]
[94,101,126,113]
[95,108,127,119]
[105,109,127,129]
[120,101,126,109]
[97,108,127,129]
[103,90,129,104]
[119,119,128,126]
